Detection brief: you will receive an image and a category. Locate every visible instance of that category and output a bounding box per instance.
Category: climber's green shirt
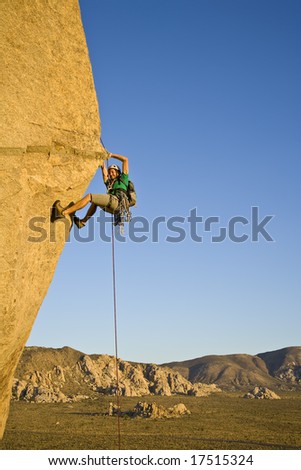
[106,173,129,195]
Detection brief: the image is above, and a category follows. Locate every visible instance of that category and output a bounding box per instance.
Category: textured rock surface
[258,347,301,385]
[0,0,104,438]
[11,347,221,402]
[243,386,281,400]
[1,0,100,150]
[109,402,191,419]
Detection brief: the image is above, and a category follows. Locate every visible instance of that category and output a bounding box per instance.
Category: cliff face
[0,0,104,438]
[1,0,101,150]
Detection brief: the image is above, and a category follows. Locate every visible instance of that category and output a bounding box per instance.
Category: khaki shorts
[91,194,119,214]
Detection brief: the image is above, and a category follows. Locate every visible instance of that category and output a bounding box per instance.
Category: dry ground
[1,393,300,450]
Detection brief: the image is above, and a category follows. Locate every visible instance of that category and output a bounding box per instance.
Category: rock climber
[52,152,129,228]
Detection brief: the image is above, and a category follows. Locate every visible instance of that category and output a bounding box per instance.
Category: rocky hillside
[163,347,301,391]
[13,346,301,403]
[12,347,219,403]
[257,347,301,383]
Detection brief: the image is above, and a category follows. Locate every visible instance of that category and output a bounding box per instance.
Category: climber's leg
[51,194,119,226]
[74,195,118,229]
[63,194,92,216]
[74,202,97,229]
[91,194,119,214]
[81,202,97,223]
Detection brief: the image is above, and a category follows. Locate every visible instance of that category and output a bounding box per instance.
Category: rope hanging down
[102,138,122,449]
[111,219,121,450]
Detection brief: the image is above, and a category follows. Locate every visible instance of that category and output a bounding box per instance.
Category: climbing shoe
[73,216,86,229]
[51,200,73,224]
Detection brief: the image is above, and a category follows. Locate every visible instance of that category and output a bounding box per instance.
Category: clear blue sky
[27,0,301,364]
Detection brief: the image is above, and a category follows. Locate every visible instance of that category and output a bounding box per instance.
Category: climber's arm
[100,161,108,183]
[111,153,129,175]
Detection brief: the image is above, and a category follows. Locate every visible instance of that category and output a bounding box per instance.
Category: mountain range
[12,346,301,403]
[163,346,301,390]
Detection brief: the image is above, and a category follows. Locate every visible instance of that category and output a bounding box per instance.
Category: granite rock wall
[0,0,104,438]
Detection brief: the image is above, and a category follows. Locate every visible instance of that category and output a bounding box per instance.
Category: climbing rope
[102,138,122,449]
[100,137,110,159]
[111,219,121,450]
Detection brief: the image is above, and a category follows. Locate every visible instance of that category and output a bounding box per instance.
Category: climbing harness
[113,191,131,234]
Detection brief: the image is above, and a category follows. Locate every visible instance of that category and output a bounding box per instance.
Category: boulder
[108,402,191,419]
[131,402,191,419]
[189,383,221,397]
[243,386,281,400]
[0,0,104,438]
